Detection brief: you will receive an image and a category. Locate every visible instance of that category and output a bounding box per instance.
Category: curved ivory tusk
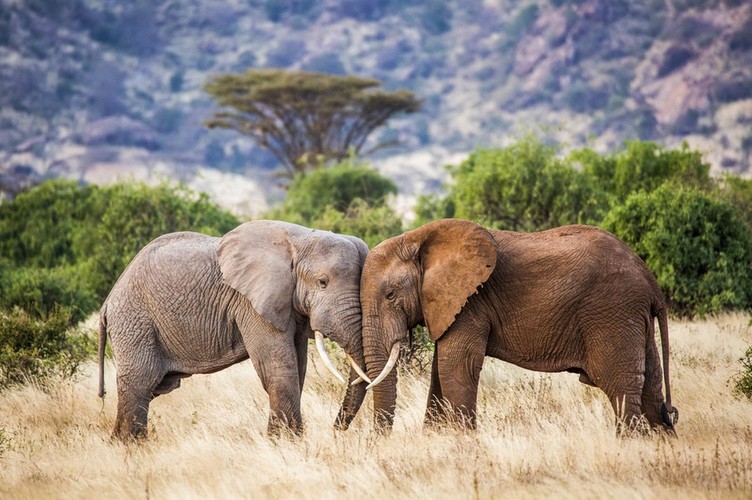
[366,342,401,390]
[314,331,346,384]
[346,354,372,385]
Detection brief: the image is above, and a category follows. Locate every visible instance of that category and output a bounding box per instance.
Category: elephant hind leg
[641,337,677,434]
[112,362,165,440]
[114,385,153,440]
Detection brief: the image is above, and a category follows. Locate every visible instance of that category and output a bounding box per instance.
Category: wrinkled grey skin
[359,218,678,434]
[99,220,368,439]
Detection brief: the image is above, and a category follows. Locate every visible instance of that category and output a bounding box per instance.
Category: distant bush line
[2,136,752,389]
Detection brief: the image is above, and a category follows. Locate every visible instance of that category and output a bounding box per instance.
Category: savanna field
[1,313,751,499]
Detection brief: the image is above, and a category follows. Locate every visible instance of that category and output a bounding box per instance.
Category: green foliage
[0,179,239,316]
[268,160,402,247]
[0,264,97,325]
[274,161,397,222]
[712,174,752,230]
[446,135,608,231]
[413,192,456,228]
[604,184,752,317]
[733,345,752,400]
[574,140,711,200]
[204,69,422,177]
[0,307,95,389]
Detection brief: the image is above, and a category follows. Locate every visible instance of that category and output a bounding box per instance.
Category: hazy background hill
[2,0,751,215]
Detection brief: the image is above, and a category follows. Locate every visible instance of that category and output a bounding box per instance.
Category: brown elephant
[358,218,678,434]
[99,220,370,439]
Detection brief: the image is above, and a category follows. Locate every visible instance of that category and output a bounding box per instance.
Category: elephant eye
[385,290,396,301]
[318,278,328,289]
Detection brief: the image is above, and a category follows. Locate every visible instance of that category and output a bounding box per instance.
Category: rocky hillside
[1,0,751,215]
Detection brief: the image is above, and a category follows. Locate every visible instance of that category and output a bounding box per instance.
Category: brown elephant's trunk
[363,324,399,432]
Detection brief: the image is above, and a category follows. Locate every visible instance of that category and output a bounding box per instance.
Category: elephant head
[358,219,497,429]
[217,220,370,428]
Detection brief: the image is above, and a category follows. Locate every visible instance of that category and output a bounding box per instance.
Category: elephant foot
[267,413,303,439]
[334,409,355,431]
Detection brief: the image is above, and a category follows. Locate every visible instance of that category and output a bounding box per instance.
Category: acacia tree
[204,69,422,177]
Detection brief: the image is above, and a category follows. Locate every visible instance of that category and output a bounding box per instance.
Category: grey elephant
[98,220,371,439]
[358,218,678,434]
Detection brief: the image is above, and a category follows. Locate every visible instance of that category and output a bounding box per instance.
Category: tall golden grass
[1,314,751,499]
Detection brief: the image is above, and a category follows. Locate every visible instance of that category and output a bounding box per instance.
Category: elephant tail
[656,304,678,426]
[98,304,107,399]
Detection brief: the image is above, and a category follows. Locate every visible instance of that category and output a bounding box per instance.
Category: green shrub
[733,345,752,400]
[0,307,95,389]
[0,179,240,309]
[273,161,397,222]
[313,199,404,248]
[574,140,711,200]
[0,264,97,324]
[447,135,608,231]
[604,184,752,317]
[267,160,402,247]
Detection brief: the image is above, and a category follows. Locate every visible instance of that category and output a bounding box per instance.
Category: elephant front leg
[431,335,486,430]
[247,334,303,436]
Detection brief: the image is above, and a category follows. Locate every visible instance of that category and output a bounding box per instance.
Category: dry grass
[2,314,752,499]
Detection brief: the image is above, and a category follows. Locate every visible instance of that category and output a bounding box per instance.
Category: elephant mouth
[314,331,371,386]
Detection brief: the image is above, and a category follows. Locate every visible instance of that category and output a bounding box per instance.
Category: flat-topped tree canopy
[204,69,422,177]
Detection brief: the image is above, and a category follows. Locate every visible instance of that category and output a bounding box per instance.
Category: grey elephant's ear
[218,221,295,332]
[343,235,369,265]
[407,218,497,342]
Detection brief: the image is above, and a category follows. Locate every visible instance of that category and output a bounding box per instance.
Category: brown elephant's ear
[218,221,295,332]
[407,219,497,341]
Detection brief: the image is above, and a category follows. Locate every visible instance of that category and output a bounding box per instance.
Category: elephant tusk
[314,331,346,384]
[346,353,372,385]
[366,342,401,390]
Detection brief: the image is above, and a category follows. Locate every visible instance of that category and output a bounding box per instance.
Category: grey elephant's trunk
[363,323,398,432]
[335,343,368,430]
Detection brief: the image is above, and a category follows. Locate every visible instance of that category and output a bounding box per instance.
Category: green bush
[733,345,752,400]
[0,307,95,389]
[268,160,403,247]
[273,161,397,222]
[604,184,752,317]
[574,140,711,200]
[0,179,240,308]
[0,264,97,325]
[313,199,404,248]
[443,135,608,231]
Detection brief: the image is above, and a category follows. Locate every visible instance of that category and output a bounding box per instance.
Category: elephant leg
[113,370,157,440]
[432,333,486,430]
[294,331,308,393]
[598,366,647,435]
[640,335,671,430]
[424,347,446,427]
[110,342,166,440]
[245,331,303,436]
